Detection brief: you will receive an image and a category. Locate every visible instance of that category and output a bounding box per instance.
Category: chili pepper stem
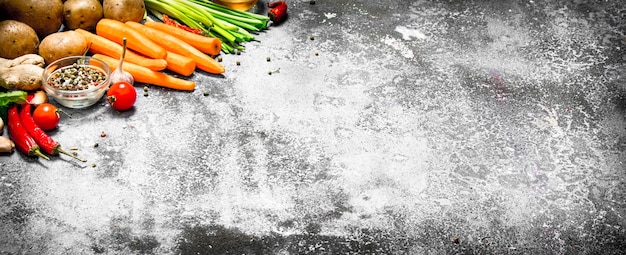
[57,148,87,162]
[32,147,50,160]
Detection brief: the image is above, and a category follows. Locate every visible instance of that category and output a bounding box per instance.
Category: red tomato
[107,81,137,111]
[33,103,60,131]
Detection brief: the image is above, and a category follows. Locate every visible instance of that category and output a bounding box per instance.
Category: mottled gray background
[1,0,625,254]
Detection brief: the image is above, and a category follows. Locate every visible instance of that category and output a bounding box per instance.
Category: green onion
[144,0,270,54]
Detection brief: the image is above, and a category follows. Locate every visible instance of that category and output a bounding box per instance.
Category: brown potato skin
[103,0,145,23]
[64,0,104,31]
[0,0,64,38]
[38,31,89,64]
[0,20,40,59]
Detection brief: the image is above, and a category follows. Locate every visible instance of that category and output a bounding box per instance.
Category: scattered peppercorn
[218,56,223,62]
[143,86,149,91]
[143,91,149,97]
[236,61,241,66]
[315,51,319,56]
[92,163,96,168]
[310,0,316,4]
[310,35,315,40]
[266,56,271,62]
[203,91,210,96]
[94,143,99,148]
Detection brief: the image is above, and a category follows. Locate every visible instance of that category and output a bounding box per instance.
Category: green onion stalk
[144,0,270,54]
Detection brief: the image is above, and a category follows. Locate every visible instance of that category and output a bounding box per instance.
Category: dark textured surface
[1,0,625,254]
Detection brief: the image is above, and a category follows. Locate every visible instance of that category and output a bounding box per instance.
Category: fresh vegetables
[0,55,44,91]
[0,91,27,107]
[75,29,168,71]
[38,30,89,64]
[162,14,202,35]
[143,20,222,56]
[165,51,196,76]
[7,104,49,160]
[32,103,62,131]
[63,0,104,31]
[107,81,137,111]
[109,37,135,85]
[21,103,85,161]
[125,21,225,74]
[145,0,270,53]
[0,136,15,153]
[0,0,64,38]
[0,20,40,59]
[0,54,45,68]
[267,1,288,24]
[102,0,146,23]
[93,54,196,91]
[27,91,48,106]
[96,18,168,60]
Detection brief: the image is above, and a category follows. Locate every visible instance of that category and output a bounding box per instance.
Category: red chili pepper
[7,104,49,160]
[163,14,203,35]
[20,103,86,162]
[268,1,288,23]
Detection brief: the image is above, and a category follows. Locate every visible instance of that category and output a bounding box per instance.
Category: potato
[0,0,64,38]
[38,31,89,64]
[63,0,104,31]
[0,20,40,59]
[103,0,145,23]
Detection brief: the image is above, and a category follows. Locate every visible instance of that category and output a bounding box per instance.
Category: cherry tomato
[33,103,61,131]
[107,81,137,111]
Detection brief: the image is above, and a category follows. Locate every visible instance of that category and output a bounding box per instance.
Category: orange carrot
[165,51,196,76]
[93,54,195,91]
[75,29,168,71]
[143,20,222,56]
[96,19,168,60]
[125,21,225,75]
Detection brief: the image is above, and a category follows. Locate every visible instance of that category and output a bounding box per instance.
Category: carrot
[93,54,195,91]
[75,29,168,71]
[143,20,222,56]
[125,21,225,75]
[96,19,168,60]
[165,51,196,76]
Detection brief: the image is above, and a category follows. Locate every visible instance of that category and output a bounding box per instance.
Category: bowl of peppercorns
[42,56,111,109]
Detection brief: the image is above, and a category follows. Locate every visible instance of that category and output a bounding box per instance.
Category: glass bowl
[42,56,111,109]
[212,0,259,11]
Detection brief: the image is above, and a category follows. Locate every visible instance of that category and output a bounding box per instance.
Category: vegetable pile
[145,0,271,53]
[0,0,291,162]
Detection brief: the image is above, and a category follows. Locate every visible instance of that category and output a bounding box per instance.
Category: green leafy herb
[0,91,27,107]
